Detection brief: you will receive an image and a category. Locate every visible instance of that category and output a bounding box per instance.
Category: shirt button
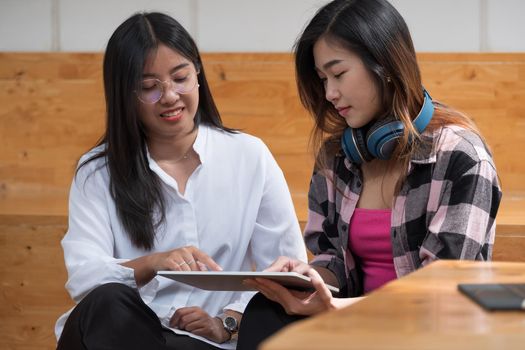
[356,182,362,188]
[342,225,348,231]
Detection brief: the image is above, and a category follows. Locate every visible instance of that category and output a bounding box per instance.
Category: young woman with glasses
[236,0,502,348]
[55,12,307,350]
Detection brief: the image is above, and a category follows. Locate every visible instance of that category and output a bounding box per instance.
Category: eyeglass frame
[135,69,200,104]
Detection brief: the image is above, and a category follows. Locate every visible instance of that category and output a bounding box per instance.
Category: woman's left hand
[245,267,337,316]
[169,307,228,343]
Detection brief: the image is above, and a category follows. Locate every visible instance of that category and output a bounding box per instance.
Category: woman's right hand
[243,256,333,316]
[121,246,221,286]
[245,258,335,315]
[150,245,222,272]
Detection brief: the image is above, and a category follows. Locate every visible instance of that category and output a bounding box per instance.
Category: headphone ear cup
[341,127,373,164]
[366,116,404,160]
[342,90,434,163]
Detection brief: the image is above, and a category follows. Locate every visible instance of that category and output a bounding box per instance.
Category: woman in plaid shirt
[237,0,502,348]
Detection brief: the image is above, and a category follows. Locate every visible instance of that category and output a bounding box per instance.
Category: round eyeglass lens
[137,72,198,104]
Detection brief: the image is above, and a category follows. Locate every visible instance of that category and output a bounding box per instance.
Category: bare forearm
[120,246,222,288]
[121,255,157,287]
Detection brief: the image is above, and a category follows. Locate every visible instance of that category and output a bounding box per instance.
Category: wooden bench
[0,215,71,350]
[1,52,524,349]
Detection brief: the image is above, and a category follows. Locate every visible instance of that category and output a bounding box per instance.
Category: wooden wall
[1,52,525,349]
[0,215,71,350]
[1,53,524,220]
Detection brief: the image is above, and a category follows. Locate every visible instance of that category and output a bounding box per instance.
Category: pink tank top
[348,208,397,294]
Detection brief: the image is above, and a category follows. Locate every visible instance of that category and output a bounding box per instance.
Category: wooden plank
[0,215,73,350]
[262,260,525,350]
[493,232,525,262]
[0,52,524,226]
[0,209,522,350]
[418,56,525,193]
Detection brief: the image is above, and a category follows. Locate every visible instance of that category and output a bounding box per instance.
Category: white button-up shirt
[55,125,307,348]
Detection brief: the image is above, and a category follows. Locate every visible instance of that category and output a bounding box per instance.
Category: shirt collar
[192,123,208,164]
[145,123,209,169]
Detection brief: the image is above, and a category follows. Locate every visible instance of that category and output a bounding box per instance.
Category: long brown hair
[294,0,480,172]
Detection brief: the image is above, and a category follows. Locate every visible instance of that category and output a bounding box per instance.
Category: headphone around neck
[341,89,434,164]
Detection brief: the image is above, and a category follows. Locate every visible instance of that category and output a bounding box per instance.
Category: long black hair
[79,12,234,250]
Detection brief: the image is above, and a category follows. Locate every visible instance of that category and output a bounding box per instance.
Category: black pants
[57,283,220,350]
[236,293,306,350]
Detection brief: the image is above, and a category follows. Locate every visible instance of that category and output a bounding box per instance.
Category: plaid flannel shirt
[304,125,502,297]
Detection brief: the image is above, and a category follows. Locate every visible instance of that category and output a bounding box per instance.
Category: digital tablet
[157,271,340,294]
[458,283,525,311]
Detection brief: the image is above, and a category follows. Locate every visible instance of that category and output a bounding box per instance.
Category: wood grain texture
[0,52,523,224]
[1,53,524,349]
[262,260,525,350]
[0,215,72,350]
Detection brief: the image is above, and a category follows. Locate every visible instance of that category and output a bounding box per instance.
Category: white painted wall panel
[486,0,525,52]
[391,0,481,52]
[59,0,193,51]
[197,0,330,52]
[0,0,524,52]
[0,0,53,51]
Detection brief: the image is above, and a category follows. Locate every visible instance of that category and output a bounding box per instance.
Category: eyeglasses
[136,70,199,104]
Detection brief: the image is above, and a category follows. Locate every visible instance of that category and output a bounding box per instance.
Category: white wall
[1,0,524,52]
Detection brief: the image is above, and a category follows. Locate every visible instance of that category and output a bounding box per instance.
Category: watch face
[224,316,238,332]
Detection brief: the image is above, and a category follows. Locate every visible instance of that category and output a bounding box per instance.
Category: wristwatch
[216,313,239,338]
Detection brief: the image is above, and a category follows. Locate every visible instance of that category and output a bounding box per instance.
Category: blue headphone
[341,89,434,164]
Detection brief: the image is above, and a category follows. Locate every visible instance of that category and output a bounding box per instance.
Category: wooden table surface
[261,260,525,350]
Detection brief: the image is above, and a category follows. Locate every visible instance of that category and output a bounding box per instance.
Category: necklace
[174,149,192,163]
